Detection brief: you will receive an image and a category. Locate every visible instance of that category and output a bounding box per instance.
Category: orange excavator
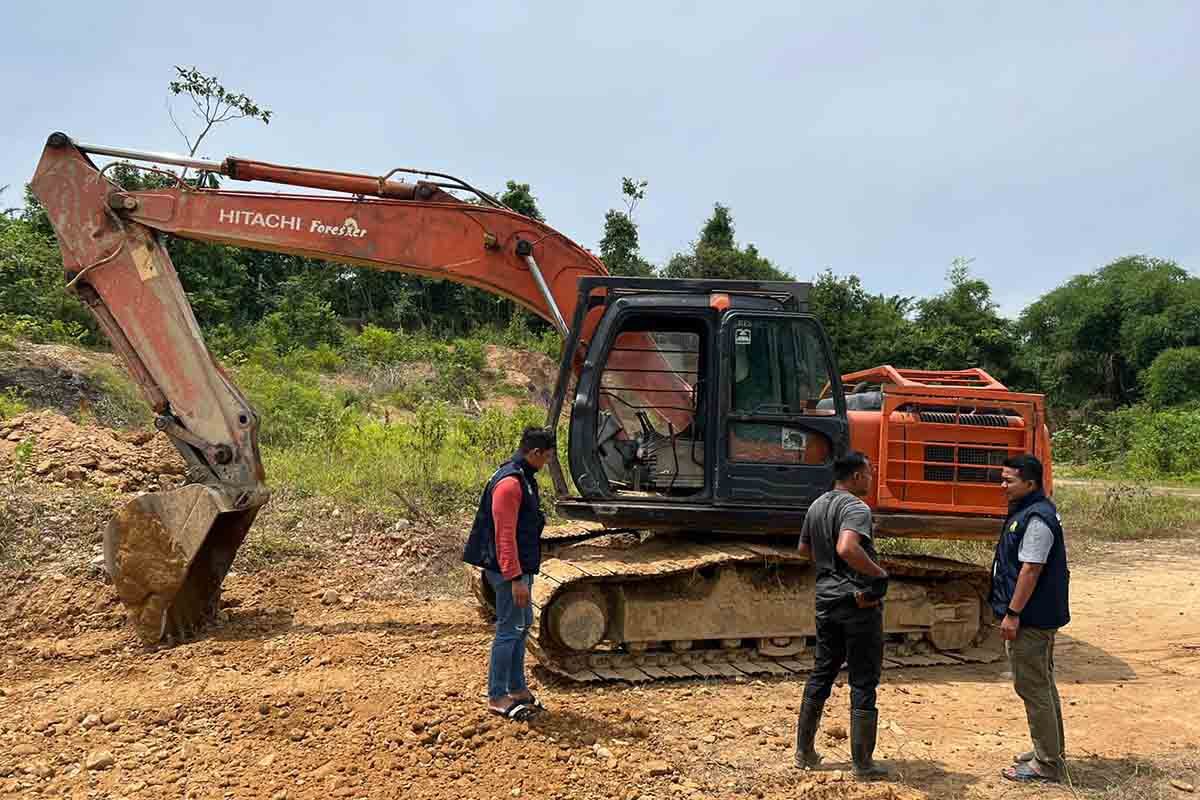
[30,133,1052,681]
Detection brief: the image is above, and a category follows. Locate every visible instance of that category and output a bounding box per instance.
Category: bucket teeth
[104,484,261,643]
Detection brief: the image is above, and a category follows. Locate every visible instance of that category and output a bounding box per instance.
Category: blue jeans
[485,570,533,701]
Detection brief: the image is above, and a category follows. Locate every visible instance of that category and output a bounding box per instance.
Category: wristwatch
[1005,606,1022,618]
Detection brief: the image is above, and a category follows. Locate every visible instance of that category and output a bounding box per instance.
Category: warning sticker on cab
[782,428,807,451]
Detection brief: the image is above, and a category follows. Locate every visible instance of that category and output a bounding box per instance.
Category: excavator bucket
[103,484,260,643]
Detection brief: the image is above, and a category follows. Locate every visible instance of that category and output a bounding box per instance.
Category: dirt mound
[0,573,125,649]
[0,410,185,493]
[0,342,125,417]
[484,345,557,405]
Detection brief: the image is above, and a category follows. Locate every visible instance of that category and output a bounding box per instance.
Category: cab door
[715,312,848,505]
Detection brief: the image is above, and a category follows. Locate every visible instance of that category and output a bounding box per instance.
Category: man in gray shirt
[794,451,890,781]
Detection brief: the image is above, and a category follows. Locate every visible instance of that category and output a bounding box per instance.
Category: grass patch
[1055,484,1200,541]
[0,386,28,419]
[877,483,1200,566]
[235,528,320,571]
[493,382,532,400]
[86,363,153,428]
[1065,752,1197,799]
[261,403,553,520]
[875,536,993,566]
[1056,461,1200,488]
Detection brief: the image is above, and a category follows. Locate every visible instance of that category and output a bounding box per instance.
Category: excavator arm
[27,132,634,643]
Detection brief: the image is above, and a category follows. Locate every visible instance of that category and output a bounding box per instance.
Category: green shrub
[343,327,484,401]
[413,400,450,453]
[0,387,28,420]
[498,315,562,360]
[254,290,345,353]
[345,324,404,364]
[1055,484,1200,540]
[1055,403,1200,480]
[236,364,347,446]
[1143,347,1200,409]
[1050,422,1106,466]
[1115,404,1200,477]
[0,214,98,344]
[281,343,344,374]
[460,406,546,464]
[205,323,253,363]
[0,314,89,345]
[433,339,484,402]
[261,395,556,519]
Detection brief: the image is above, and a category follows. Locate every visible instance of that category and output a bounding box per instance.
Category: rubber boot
[794,699,825,768]
[850,709,890,781]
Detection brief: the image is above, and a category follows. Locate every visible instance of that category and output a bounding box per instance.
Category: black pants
[802,600,883,711]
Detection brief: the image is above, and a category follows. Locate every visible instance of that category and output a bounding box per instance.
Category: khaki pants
[1007,626,1066,777]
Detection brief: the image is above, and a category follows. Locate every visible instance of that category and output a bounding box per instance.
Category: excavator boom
[27,133,636,642]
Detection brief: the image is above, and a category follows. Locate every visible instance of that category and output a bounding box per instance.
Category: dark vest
[462,454,546,576]
[989,491,1070,629]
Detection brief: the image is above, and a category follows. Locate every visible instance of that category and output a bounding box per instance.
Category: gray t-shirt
[798,489,878,611]
[1018,517,1054,564]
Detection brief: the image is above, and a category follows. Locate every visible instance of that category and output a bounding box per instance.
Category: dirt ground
[2,533,1198,800]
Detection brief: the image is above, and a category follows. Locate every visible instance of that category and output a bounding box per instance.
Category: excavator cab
[554,278,849,533]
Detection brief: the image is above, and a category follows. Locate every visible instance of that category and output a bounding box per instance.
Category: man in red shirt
[462,427,556,720]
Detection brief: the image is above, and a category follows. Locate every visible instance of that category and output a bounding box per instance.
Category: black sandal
[489,700,537,722]
[514,693,545,711]
[1001,763,1058,783]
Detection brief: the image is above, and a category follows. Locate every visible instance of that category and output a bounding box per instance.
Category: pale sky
[3,1,1197,317]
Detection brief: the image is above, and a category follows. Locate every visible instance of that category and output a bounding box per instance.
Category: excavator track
[509,537,1001,683]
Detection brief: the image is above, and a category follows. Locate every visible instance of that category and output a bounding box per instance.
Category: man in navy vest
[990,454,1070,784]
[462,427,555,721]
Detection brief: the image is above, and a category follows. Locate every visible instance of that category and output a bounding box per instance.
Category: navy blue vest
[989,491,1070,629]
[462,454,546,576]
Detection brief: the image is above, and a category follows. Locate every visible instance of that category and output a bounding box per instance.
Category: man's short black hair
[519,426,557,453]
[1002,454,1043,488]
[834,450,869,482]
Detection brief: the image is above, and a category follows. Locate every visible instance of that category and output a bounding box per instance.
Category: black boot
[794,699,825,768]
[850,709,890,781]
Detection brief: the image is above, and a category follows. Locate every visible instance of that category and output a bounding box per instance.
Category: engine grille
[924,443,1006,483]
[918,411,1013,427]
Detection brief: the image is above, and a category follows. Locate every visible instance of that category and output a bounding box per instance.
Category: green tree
[808,271,913,374]
[498,181,544,221]
[0,203,95,342]
[699,203,736,250]
[600,177,654,277]
[168,65,271,184]
[902,258,1027,385]
[1141,347,1200,409]
[256,275,346,352]
[1020,255,1200,406]
[662,204,790,282]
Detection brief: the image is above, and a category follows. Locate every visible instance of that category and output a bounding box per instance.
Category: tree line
[4,176,1196,414]
[3,64,1197,415]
